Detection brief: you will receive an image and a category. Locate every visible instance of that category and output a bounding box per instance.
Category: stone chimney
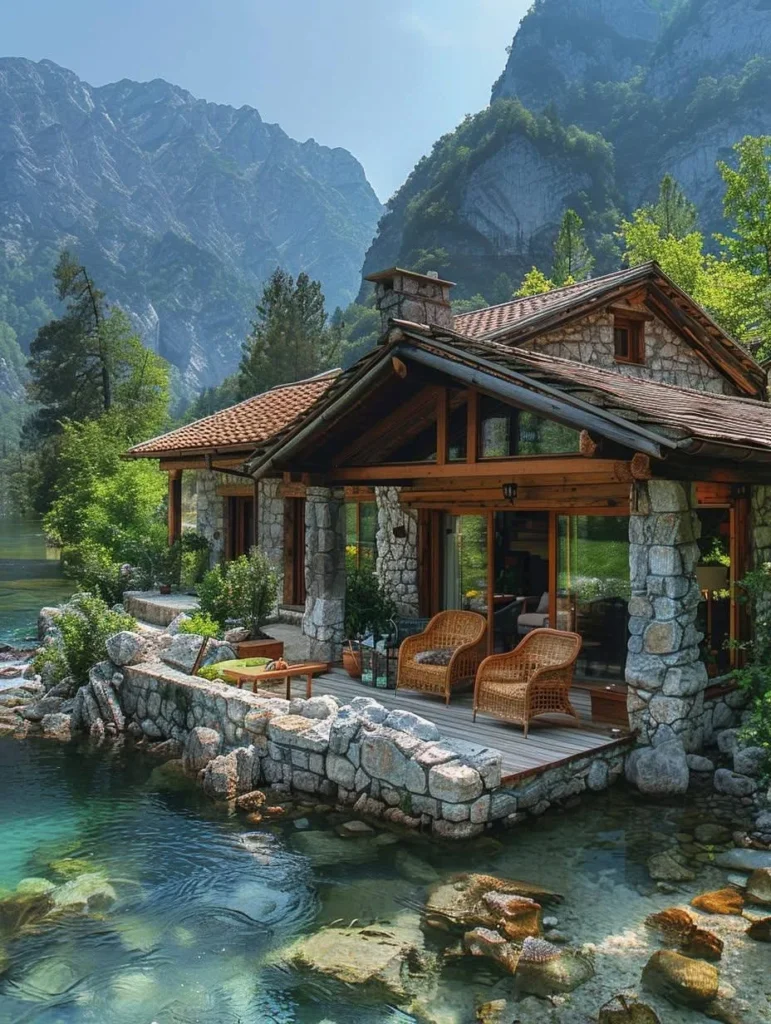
[365,267,455,334]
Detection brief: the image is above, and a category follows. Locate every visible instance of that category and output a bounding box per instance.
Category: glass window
[479,396,579,458]
[479,396,516,458]
[442,515,488,616]
[614,317,644,364]
[517,412,580,455]
[448,399,467,463]
[557,515,630,681]
[346,501,378,569]
[388,423,437,463]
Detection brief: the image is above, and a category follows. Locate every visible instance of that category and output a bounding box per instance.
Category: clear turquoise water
[0,737,768,1023]
[0,518,72,647]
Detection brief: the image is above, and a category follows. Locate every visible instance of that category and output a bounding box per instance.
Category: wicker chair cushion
[414,647,455,666]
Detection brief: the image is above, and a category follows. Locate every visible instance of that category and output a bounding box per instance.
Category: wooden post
[467,388,478,465]
[167,470,182,546]
[436,387,448,466]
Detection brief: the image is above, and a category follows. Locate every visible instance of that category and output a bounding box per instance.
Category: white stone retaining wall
[193,470,226,566]
[257,477,285,599]
[304,486,347,661]
[115,661,624,838]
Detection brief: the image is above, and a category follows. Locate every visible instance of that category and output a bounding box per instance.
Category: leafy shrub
[198,548,278,638]
[66,540,140,605]
[32,642,69,687]
[345,567,397,640]
[178,612,222,639]
[54,593,136,684]
[195,665,223,682]
[180,531,211,589]
[734,564,771,777]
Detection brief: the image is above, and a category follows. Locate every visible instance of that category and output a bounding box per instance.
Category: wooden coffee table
[221,661,330,699]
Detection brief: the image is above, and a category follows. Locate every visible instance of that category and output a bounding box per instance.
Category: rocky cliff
[0,58,382,392]
[362,0,771,297]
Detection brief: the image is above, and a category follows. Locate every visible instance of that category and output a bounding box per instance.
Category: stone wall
[626,480,707,752]
[520,310,737,395]
[375,487,420,616]
[113,660,625,836]
[257,477,285,596]
[304,487,347,661]
[193,470,225,566]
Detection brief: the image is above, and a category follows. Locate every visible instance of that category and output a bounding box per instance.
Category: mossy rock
[50,872,117,913]
[15,878,56,897]
[0,890,54,939]
[146,758,198,794]
[49,858,96,880]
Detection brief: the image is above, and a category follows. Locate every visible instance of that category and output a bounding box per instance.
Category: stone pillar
[626,480,707,752]
[194,470,225,566]
[257,478,285,602]
[303,486,346,661]
[375,486,419,616]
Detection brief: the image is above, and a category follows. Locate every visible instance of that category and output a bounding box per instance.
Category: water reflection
[0,518,72,647]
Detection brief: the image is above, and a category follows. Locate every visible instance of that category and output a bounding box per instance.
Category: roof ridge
[452,263,656,326]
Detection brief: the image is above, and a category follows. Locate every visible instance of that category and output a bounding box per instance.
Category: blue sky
[5,0,530,200]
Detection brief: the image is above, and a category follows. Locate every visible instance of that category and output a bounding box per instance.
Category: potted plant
[156,540,181,595]
[343,567,397,678]
[198,548,283,659]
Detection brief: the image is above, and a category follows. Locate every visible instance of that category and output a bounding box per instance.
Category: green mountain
[361,0,771,298]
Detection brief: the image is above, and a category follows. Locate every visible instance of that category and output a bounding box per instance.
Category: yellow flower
[465,589,480,599]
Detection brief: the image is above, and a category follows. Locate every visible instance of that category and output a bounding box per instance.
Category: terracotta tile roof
[452,270,629,338]
[127,370,340,458]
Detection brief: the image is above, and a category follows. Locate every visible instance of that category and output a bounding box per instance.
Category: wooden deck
[309,669,633,784]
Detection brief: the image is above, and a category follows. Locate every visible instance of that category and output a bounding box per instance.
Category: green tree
[238,269,339,398]
[552,209,594,285]
[648,174,698,239]
[718,135,771,277]
[26,251,169,438]
[515,267,555,297]
[452,293,490,315]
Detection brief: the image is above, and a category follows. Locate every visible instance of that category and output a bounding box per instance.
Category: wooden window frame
[613,314,646,365]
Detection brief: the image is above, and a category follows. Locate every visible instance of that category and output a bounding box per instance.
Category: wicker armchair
[397,610,487,705]
[473,628,582,737]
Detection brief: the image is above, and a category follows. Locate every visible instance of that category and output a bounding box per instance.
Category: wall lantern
[502,483,518,504]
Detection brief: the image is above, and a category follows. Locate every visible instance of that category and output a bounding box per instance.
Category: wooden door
[283,497,306,607]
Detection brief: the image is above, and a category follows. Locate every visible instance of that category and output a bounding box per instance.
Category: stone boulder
[747,868,771,906]
[37,606,62,641]
[223,626,250,644]
[182,727,222,773]
[40,713,72,742]
[200,751,239,800]
[713,768,757,798]
[383,709,440,742]
[746,917,771,941]
[159,635,236,674]
[291,829,398,868]
[21,694,64,722]
[285,922,429,1005]
[165,612,191,635]
[691,888,744,915]
[105,631,146,667]
[641,950,718,1008]
[513,937,594,997]
[686,754,715,773]
[423,873,560,935]
[733,746,767,778]
[715,848,771,872]
[598,996,661,1024]
[646,850,695,883]
[464,927,520,973]
[645,907,695,946]
[50,872,117,914]
[625,740,689,795]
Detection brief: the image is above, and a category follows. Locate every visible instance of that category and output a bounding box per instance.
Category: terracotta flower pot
[342,646,362,678]
[159,584,172,595]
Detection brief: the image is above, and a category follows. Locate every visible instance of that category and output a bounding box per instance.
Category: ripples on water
[0,518,72,648]
[0,737,768,1024]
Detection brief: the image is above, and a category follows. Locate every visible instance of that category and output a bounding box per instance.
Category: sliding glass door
[556,514,630,681]
[442,515,488,617]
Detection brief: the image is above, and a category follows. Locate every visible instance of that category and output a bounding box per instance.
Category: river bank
[0,517,71,650]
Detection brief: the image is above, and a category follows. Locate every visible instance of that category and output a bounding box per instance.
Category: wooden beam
[216,484,254,497]
[167,470,182,546]
[278,482,307,499]
[329,457,637,484]
[160,455,248,472]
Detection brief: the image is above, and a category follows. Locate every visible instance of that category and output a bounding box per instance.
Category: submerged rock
[513,936,594,997]
[647,849,695,883]
[691,888,744,915]
[146,758,197,794]
[746,867,771,906]
[716,848,771,872]
[642,950,719,1008]
[15,878,56,897]
[285,922,430,1004]
[645,907,695,945]
[291,829,398,868]
[394,849,440,886]
[625,741,689,795]
[482,891,541,941]
[235,790,266,813]
[598,995,661,1024]
[50,872,117,913]
[681,926,723,962]
[746,917,771,941]
[475,999,510,1024]
[15,957,80,1000]
[464,926,520,972]
[0,890,53,937]
[424,873,561,934]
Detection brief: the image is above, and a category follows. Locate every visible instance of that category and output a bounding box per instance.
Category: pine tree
[238,268,339,399]
[649,174,698,239]
[552,209,594,285]
[26,251,168,438]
